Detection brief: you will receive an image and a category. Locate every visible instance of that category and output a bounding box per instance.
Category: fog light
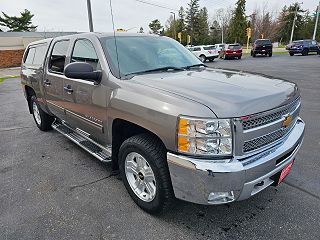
[208,191,235,204]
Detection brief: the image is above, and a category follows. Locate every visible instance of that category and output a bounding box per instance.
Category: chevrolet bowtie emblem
[283,115,293,128]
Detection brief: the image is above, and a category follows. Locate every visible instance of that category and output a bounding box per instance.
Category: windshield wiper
[124,66,185,77]
[184,63,207,69]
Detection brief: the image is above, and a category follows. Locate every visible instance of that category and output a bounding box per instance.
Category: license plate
[278,161,294,185]
[262,49,265,52]
[233,51,236,53]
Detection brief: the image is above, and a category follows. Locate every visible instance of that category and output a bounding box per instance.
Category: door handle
[63,85,73,94]
[44,79,51,86]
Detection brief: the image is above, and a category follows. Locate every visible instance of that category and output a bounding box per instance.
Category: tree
[228,0,247,44]
[186,0,200,45]
[149,19,163,34]
[197,7,210,44]
[0,9,37,32]
[276,3,305,43]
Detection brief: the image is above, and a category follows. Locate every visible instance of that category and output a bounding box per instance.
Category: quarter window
[71,39,100,71]
[49,40,70,73]
[24,47,36,65]
[33,44,47,66]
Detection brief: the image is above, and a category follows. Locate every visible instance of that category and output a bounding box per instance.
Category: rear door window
[71,39,100,71]
[24,47,36,65]
[49,40,70,73]
[33,44,48,67]
[193,47,201,51]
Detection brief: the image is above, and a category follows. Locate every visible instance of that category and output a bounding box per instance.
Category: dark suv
[288,40,320,56]
[251,39,272,57]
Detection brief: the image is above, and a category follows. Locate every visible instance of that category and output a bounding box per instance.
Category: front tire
[302,49,308,56]
[289,52,294,56]
[31,96,54,131]
[119,134,174,214]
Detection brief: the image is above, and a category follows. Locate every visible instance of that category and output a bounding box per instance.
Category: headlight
[177,116,232,156]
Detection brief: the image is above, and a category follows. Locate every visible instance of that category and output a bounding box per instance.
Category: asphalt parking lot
[1,54,320,240]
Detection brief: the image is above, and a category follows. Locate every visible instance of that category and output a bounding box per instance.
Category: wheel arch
[25,85,36,114]
[111,118,167,169]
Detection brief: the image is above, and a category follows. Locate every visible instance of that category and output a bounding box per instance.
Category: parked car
[221,43,242,59]
[288,39,320,56]
[21,33,305,213]
[251,39,272,57]
[188,45,219,62]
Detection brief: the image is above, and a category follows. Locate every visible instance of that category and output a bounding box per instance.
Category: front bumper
[167,118,305,205]
[289,49,303,54]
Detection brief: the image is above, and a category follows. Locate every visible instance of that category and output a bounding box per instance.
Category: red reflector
[241,116,248,121]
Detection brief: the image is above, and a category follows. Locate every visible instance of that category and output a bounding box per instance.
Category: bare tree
[251,2,278,41]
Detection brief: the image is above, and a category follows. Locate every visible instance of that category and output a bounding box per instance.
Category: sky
[0,0,318,33]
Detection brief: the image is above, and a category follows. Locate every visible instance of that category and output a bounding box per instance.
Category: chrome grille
[243,124,294,153]
[242,98,300,131]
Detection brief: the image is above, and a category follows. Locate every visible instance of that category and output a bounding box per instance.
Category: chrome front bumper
[167,118,305,205]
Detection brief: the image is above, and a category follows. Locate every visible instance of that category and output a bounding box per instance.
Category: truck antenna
[109,0,121,78]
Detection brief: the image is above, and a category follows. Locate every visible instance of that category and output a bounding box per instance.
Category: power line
[135,0,179,12]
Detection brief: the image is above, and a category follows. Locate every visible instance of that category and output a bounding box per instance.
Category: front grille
[243,124,294,152]
[242,98,300,131]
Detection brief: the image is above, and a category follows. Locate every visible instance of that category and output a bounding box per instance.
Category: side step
[52,121,112,163]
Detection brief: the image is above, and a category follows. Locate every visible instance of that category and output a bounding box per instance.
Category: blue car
[288,40,320,56]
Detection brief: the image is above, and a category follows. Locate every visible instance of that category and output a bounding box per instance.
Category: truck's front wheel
[119,134,174,214]
[31,96,54,131]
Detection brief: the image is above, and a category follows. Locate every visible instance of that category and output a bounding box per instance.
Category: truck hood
[130,68,298,118]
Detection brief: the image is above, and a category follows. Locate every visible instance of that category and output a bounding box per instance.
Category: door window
[71,39,100,71]
[49,40,70,73]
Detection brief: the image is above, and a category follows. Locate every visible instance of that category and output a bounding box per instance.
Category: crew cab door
[43,39,71,120]
[62,37,108,144]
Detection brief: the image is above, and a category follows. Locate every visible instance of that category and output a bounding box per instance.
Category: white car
[187,45,219,62]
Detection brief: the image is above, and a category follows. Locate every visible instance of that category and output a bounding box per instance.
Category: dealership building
[0,32,77,68]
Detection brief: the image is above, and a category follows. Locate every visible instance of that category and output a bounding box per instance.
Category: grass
[0,75,19,84]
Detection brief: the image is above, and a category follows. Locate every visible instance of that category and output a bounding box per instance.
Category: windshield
[228,45,241,50]
[255,40,271,45]
[100,36,202,78]
[293,40,303,45]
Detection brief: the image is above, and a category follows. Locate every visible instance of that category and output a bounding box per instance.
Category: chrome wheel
[32,101,41,126]
[125,152,156,202]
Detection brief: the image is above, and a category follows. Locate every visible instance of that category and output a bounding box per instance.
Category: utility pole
[190,11,193,46]
[87,0,94,32]
[290,2,303,44]
[313,1,320,40]
[221,24,224,43]
[170,12,176,40]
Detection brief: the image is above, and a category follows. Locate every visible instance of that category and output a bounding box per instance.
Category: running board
[52,121,112,163]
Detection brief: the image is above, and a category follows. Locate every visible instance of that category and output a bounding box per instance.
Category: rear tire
[252,52,256,57]
[199,55,206,62]
[119,133,174,214]
[269,52,272,57]
[238,55,242,59]
[30,96,54,131]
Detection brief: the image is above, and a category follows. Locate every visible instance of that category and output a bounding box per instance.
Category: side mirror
[64,62,102,84]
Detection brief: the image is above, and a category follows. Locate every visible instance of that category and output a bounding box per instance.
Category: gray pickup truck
[21,33,305,213]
